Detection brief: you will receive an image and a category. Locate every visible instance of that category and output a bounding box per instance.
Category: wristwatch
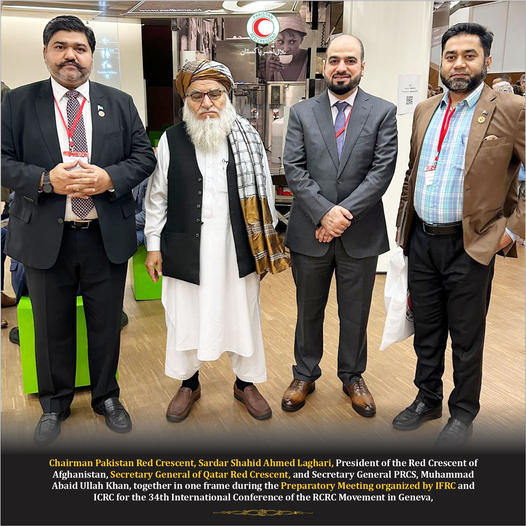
[41,170,53,194]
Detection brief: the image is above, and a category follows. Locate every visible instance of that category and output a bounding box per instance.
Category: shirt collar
[440,81,484,109]
[51,77,90,103]
[328,87,358,108]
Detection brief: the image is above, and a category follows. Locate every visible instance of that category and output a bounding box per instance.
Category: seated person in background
[427,84,434,98]
[262,15,308,81]
[1,80,15,328]
[493,80,514,94]
[492,73,512,87]
[1,226,17,329]
[133,178,148,247]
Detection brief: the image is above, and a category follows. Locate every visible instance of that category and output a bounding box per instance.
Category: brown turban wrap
[175,60,235,99]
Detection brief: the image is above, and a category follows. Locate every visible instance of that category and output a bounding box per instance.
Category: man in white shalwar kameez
[145,60,289,422]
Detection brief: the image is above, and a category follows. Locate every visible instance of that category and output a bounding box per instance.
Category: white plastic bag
[380,247,414,350]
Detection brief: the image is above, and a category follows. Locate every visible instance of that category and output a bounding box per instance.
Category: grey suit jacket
[283,88,397,258]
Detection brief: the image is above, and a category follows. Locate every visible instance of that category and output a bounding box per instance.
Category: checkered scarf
[228,116,290,275]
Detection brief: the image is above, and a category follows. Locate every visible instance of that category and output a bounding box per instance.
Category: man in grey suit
[281,35,397,416]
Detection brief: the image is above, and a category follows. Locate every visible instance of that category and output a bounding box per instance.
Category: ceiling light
[222,1,288,13]
[2,4,101,14]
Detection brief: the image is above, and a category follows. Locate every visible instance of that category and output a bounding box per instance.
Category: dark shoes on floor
[435,417,473,449]
[393,399,442,430]
[343,378,376,417]
[281,379,315,411]
[166,385,201,422]
[94,397,132,433]
[234,384,272,420]
[9,327,19,345]
[34,408,71,446]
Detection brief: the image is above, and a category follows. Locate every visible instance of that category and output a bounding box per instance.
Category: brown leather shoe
[343,378,376,417]
[166,385,201,422]
[1,293,16,308]
[281,379,315,412]
[234,384,272,420]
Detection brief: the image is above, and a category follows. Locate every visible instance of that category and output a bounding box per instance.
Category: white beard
[183,98,237,152]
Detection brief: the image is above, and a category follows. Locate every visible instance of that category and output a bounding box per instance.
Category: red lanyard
[53,95,87,150]
[435,99,455,162]
[335,106,353,138]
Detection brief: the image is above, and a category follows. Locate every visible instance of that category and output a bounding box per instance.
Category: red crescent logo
[253,17,272,38]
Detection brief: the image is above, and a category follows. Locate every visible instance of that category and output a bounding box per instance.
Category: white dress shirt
[51,77,97,220]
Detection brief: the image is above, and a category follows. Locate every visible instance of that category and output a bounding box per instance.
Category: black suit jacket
[1,79,157,268]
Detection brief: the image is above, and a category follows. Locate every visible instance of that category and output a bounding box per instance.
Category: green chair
[148,130,163,148]
[18,296,91,394]
[132,244,162,300]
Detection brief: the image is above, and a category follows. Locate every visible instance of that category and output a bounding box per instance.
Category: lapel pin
[482,110,488,115]
[477,116,485,123]
[97,104,105,117]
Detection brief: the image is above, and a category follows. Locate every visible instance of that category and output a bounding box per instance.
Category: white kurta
[144,132,277,382]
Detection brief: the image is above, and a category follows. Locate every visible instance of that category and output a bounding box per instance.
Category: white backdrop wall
[0,14,147,125]
[431,1,526,74]
[342,1,434,271]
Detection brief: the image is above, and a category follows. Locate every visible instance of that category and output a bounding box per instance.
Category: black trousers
[290,239,378,385]
[25,223,127,413]
[408,222,495,425]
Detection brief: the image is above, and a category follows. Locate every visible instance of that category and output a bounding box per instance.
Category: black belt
[420,219,462,236]
[65,219,99,230]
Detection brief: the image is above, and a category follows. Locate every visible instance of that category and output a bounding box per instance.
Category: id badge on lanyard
[424,163,436,186]
[63,150,89,169]
[54,95,89,167]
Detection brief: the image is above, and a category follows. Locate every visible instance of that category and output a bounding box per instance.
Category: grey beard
[441,64,487,94]
[182,99,236,152]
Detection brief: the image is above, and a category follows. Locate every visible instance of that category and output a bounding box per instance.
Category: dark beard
[325,74,361,95]
[441,63,486,93]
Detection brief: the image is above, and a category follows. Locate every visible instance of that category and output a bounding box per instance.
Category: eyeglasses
[187,89,225,102]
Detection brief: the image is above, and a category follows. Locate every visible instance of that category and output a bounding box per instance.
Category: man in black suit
[281,35,397,416]
[1,16,156,445]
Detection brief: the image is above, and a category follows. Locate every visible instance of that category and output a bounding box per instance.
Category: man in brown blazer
[394,22,524,447]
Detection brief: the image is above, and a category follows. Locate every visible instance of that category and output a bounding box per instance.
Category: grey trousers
[290,239,378,385]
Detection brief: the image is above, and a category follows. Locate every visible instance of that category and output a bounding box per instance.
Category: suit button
[337,180,342,184]
[58,218,64,224]
[195,218,200,223]
[195,233,200,238]
[197,190,202,195]
[197,177,202,182]
[196,204,201,209]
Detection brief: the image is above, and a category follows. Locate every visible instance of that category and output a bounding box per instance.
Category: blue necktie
[334,101,349,159]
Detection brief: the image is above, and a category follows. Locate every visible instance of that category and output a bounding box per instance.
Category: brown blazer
[397,84,525,266]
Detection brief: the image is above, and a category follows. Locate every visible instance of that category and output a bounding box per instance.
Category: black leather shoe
[34,408,71,446]
[392,400,442,430]
[94,398,132,433]
[434,417,473,449]
[9,326,19,346]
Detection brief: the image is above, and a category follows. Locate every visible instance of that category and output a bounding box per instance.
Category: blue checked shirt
[414,83,484,224]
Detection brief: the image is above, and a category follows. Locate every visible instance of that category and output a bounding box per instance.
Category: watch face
[43,183,53,194]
